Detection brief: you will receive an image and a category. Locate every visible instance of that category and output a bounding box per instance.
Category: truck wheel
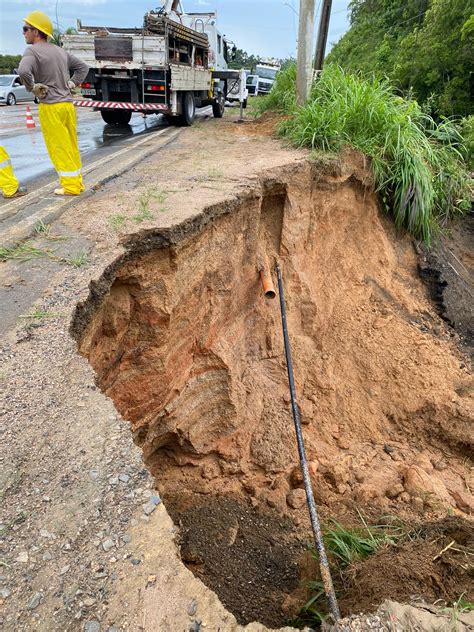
[101,109,132,125]
[178,92,195,126]
[212,94,225,118]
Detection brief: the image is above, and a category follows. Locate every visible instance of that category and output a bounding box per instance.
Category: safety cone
[26,105,36,130]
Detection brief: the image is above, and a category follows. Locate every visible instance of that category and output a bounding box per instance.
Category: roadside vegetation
[295,515,406,626]
[294,514,473,628]
[256,64,471,244]
[327,0,472,119]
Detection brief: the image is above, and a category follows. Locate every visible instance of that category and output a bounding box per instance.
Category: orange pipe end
[259,255,276,299]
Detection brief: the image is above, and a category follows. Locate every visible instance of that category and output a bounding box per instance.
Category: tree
[0,55,22,74]
[327,0,473,117]
[50,27,77,47]
[227,48,259,72]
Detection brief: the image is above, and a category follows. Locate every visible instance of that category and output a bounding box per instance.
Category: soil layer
[339,516,473,615]
[167,495,307,628]
[73,150,473,626]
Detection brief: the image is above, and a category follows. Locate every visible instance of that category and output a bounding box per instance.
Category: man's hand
[32,83,49,99]
[67,79,80,97]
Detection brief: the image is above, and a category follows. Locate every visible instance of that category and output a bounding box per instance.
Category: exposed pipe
[258,253,276,299]
[275,263,341,623]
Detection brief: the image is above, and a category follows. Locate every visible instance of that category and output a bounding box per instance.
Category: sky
[1,0,350,58]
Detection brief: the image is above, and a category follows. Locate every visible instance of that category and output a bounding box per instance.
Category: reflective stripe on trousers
[38,102,84,195]
[0,146,19,197]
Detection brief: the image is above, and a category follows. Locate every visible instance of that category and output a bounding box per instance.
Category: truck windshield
[256,68,278,80]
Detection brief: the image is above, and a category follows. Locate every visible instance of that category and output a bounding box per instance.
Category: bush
[259,64,471,244]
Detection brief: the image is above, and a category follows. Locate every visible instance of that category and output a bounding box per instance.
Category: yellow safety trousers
[39,102,84,195]
[0,146,20,197]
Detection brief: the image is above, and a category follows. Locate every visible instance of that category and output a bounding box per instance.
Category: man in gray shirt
[18,10,89,196]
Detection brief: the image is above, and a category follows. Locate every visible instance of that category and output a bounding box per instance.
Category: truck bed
[64,33,166,69]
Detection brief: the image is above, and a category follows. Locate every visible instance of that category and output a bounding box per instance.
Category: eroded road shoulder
[0,113,302,631]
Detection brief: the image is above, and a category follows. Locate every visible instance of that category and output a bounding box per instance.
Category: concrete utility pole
[313,0,333,72]
[296,0,316,105]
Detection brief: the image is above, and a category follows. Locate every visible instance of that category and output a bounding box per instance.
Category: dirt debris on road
[1,111,473,631]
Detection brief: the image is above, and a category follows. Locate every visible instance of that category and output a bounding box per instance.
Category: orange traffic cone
[26,105,36,130]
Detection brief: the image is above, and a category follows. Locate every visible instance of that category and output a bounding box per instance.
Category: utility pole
[313,0,333,72]
[296,0,316,105]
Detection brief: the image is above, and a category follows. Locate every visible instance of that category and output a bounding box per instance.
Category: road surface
[0,102,170,184]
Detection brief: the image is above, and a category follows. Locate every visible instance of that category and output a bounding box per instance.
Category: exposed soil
[418,210,474,363]
[168,495,307,628]
[1,113,312,632]
[72,149,473,626]
[338,516,473,616]
[1,105,472,631]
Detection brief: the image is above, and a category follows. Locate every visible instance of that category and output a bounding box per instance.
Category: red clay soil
[72,151,473,626]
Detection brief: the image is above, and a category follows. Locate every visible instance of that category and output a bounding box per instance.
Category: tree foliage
[227,48,259,72]
[327,0,473,117]
[0,55,22,75]
[50,27,78,47]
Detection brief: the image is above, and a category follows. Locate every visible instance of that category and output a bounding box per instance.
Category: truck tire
[101,109,132,125]
[178,92,195,126]
[212,94,225,118]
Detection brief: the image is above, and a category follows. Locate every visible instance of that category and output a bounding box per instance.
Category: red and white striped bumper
[73,99,168,112]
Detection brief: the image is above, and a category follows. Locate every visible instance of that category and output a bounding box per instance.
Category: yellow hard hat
[24,11,54,38]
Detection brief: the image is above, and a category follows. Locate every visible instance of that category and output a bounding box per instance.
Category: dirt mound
[339,517,473,616]
[72,154,473,625]
[233,111,285,137]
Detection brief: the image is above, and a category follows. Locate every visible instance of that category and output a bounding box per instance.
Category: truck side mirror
[231,45,237,60]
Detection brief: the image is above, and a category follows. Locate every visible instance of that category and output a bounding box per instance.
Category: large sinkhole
[71,161,472,627]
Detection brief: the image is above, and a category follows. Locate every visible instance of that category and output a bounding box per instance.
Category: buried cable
[275,263,341,623]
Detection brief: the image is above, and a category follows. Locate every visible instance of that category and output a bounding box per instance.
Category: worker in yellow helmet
[0,146,27,199]
[18,11,89,196]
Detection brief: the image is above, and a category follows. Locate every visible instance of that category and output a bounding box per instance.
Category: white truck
[255,60,281,95]
[63,0,245,125]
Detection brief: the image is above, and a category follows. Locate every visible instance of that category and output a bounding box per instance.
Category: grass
[440,594,474,628]
[294,513,407,628]
[322,513,401,566]
[246,95,266,118]
[0,242,57,263]
[0,239,89,268]
[18,308,52,320]
[34,220,69,241]
[452,594,474,613]
[64,250,89,268]
[257,64,471,245]
[132,188,168,223]
[108,213,126,231]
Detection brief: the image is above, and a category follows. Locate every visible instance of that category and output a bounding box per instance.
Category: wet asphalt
[0,102,169,185]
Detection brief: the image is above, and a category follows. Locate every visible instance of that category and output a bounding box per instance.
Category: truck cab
[255,62,280,95]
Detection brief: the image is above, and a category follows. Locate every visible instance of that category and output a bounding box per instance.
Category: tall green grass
[258,64,471,244]
[295,514,406,627]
